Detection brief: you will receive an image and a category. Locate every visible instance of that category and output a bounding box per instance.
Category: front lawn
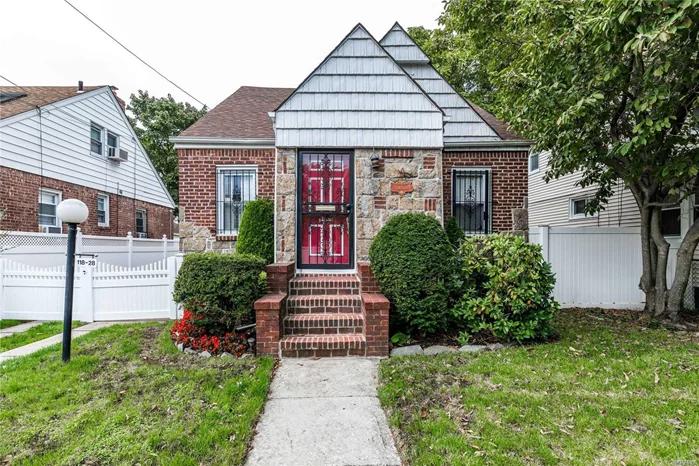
[379,309,699,465]
[0,322,274,465]
[0,321,82,353]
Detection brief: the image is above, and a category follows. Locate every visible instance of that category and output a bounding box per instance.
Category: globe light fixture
[57,199,89,363]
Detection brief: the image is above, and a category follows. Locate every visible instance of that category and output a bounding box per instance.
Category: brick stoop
[255,264,390,358]
[279,274,367,357]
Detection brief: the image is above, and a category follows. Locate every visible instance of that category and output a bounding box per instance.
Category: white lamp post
[57,199,89,363]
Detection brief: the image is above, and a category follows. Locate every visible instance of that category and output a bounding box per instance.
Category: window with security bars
[216,167,257,235]
[452,169,490,235]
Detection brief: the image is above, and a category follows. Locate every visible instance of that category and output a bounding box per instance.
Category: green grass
[379,309,699,465]
[0,321,82,353]
[0,320,26,330]
[0,322,275,465]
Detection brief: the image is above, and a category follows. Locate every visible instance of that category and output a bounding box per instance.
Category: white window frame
[216,165,258,236]
[97,194,110,227]
[135,209,147,238]
[106,131,119,158]
[569,197,598,219]
[529,152,540,174]
[38,188,62,229]
[90,122,103,155]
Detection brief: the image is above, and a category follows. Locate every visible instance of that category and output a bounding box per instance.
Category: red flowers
[171,310,249,357]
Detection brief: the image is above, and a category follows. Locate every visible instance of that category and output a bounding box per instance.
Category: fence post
[167,256,178,319]
[127,232,133,268]
[76,228,83,255]
[540,225,550,262]
[0,259,5,321]
[77,265,95,323]
[162,235,168,262]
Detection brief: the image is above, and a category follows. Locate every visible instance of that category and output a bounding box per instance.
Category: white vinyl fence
[0,231,179,268]
[530,226,689,309]
[0,256,184,322]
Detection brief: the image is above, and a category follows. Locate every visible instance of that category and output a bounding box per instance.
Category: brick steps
[289,275,360,295]
[255,263,389,358]
[286,295,362,314]
[279,334,366,358]
[284,313,364,335]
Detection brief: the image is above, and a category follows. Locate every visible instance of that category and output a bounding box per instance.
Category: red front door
[299,151,353,269]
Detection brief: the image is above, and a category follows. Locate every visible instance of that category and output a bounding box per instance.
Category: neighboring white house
[529,150,698,309]
[0,83,176,239]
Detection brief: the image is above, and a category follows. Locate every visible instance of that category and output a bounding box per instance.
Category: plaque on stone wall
[391,182,414,195]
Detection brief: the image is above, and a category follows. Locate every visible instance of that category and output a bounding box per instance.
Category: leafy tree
[127,91,207,209]
[440,0,699,321]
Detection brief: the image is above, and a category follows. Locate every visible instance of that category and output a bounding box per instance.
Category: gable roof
[467,99,522,141]
[180,86,293,139]
[0,85,105,119]
[273,23,445,148]
[380,23,505,144]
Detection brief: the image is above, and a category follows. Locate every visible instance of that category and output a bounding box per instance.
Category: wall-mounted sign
[390,182,414,195]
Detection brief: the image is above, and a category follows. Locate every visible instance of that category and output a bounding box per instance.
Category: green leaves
[173,253,266,331]
[236,199,274,264]
[452,234,558,342]
[369,213,455,335]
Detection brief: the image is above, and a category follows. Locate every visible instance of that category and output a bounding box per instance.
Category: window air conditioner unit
[136,232,147,238]
[41,226,62,234]
[107,147,128,162]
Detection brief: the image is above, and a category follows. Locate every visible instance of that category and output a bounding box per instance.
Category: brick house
[173,23,531,357]
[0,84,175,238]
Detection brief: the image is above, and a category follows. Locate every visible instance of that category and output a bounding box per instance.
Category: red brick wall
[178,148,275,234]
[0,166,174,238]
[442,151,528,232]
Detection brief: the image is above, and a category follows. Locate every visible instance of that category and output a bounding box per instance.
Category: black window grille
[216,168,257,235]
[452,169,490,235]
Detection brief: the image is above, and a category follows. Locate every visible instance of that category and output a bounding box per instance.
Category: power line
[63,0,207,108]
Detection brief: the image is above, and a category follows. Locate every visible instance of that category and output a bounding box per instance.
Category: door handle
[345,203,352,214]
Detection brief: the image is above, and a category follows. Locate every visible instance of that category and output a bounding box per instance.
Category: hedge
[173,252,267,332]
[236,198,275,264]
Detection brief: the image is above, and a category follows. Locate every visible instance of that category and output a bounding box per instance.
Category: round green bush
[368,213,455,334]
[236,198,274,264]
[445,216,466,248]
[173,252,267,332]
[452,234,558,342]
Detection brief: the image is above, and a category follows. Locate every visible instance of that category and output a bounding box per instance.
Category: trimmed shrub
[173,252,267,331]
[452,234,558,342]
[368,213,455,334]
[445,216,466,248]
[236,198,275,264]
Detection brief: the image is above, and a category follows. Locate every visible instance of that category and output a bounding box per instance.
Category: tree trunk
[667,218,699,321]
[631,184,657,314]
[650,207,669,316]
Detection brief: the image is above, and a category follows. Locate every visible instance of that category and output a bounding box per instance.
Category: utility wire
[63,0,207,108]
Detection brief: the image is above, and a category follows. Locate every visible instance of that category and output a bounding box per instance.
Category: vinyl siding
[528,151,640,227]
[0,88,174,208]
[275,24,444,148]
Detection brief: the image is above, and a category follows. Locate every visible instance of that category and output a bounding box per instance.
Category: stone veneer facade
[274,148,443,264]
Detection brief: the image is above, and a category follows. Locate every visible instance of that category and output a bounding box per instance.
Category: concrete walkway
[0,321,119,363]
[245,358,401,466]
[0,321,44,339]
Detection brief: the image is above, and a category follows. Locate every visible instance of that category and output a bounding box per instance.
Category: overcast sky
[1,0,444,110]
